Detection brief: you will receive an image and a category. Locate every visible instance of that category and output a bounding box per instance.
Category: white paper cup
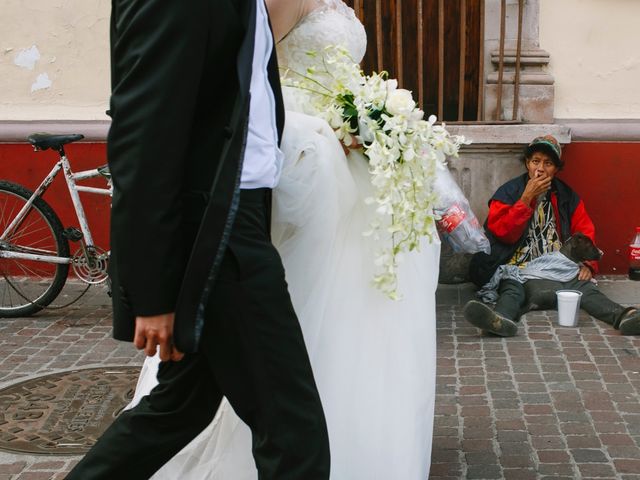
[556,290,583,327]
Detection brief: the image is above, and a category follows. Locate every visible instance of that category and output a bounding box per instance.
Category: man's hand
[578,265,593,282]
[520,173,552,205]
[133,313,184,362]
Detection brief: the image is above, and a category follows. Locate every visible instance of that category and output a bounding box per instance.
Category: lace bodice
[277,0,367,113]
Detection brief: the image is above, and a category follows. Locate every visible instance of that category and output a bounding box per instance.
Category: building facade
[1,0,638,278]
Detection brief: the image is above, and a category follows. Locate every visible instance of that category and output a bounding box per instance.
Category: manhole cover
[0,366,138,455]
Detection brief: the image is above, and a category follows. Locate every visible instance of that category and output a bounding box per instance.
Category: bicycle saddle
[27,133,85,151]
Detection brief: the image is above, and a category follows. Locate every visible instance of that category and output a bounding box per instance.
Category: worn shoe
[618,308,640,335]
[463,300,519,337]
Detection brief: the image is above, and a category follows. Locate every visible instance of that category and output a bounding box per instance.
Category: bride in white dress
[128,1,440,478]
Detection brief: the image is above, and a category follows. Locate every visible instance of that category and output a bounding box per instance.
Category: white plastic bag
[433,161,490,254]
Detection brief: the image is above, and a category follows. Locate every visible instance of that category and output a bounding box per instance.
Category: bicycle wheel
[0,180,70,317]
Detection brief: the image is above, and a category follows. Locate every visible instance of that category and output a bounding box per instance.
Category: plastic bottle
[436,203,490,255]
[432,162,490,255]
[629,226,640,280]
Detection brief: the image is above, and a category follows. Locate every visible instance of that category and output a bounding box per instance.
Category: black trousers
[68,189,330,480]
[495,278,627,327]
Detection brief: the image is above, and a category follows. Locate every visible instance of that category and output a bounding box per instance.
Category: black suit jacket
[108,0,284,352]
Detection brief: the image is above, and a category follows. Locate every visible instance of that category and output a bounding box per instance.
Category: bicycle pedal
[63,227,83,242]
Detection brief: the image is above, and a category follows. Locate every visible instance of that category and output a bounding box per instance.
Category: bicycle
[0,133,112,317]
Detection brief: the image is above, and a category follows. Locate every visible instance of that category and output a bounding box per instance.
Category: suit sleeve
[486,199,534,244]
[570,200,599,273]
[108,0,211,316]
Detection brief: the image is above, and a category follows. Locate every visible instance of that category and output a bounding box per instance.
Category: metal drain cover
[0,366,138,455]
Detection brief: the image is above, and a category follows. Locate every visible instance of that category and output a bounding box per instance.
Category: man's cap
[525,135,562,167]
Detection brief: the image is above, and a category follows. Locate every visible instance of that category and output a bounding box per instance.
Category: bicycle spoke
[5,263,50,304]
[0,200,9,229]
[1,198,27,240]
[4,197,20,225]
[0,199,18,238]
[9,217,42,242]
[0,183,69,316]
[3,202,58,258]
[10,217,54,244]
[1,275,17,309]
[8,233,56,253]
[19,210,49,236]
[14,259,52,279]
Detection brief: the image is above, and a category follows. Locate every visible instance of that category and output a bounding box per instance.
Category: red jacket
[487,193,598,272]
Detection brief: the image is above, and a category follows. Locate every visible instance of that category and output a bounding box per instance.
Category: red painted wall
[558,142,640,275]
[0,143,111,253]
[1,141,639,275]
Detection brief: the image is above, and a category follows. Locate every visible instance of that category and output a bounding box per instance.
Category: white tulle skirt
[129,111,440,480]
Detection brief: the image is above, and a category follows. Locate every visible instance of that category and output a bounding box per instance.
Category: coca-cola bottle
[629,227,640,280]
[435,203,490,255]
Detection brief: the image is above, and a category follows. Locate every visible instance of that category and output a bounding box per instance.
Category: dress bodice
[276,0,367,113]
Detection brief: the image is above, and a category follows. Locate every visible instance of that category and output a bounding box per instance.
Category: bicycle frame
[0,153,111,264]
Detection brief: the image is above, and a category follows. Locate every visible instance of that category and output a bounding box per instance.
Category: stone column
[482,0,554,123]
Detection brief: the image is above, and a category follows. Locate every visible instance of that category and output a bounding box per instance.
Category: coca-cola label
[438,204,466,233]
[630,246,640,261]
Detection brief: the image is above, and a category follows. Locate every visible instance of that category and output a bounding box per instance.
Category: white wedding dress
[128,2,440,478]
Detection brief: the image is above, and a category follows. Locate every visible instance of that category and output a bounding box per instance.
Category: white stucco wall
[0,0,110,121]
[2,1,639,122]
[540,0,640,120]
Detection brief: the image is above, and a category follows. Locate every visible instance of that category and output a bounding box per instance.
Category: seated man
[464,135,640,336]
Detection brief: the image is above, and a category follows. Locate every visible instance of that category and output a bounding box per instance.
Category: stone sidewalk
[0,278,638,479]
[0,284,142,479]
[432,278,640,479]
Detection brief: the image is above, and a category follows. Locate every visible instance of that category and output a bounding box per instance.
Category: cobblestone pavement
[432,278,640,480]
[0,278,638,479]
[0,283,142,479]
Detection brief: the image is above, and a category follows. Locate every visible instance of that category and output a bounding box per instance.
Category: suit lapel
[236,0,256,96]
[174,0,286,353]
[174,0,256,353]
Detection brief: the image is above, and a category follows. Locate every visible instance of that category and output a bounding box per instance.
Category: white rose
[385,88,415,116]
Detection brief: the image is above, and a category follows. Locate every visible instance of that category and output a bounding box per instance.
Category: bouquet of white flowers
[281,46,468,299]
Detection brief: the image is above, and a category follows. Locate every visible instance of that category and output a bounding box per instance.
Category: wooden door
[345,0,484,122]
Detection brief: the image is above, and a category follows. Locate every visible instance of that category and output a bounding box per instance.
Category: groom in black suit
[67,0,330,478]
